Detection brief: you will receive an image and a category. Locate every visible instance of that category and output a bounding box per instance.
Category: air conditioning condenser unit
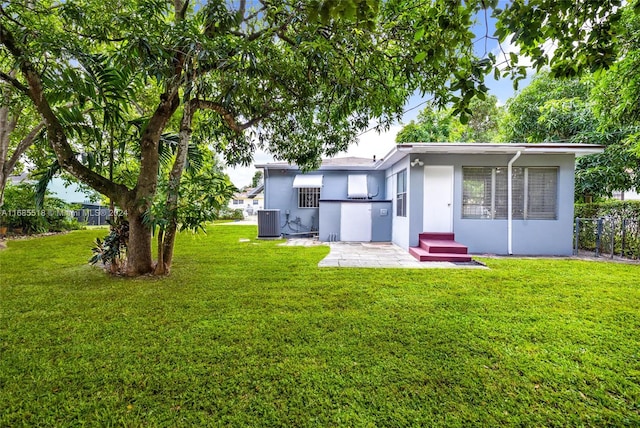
[257,209,281,238]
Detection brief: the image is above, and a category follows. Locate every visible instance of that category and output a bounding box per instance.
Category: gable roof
[246,184,264,198]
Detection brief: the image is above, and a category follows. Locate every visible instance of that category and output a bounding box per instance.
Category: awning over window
[348,174,368,198]
[292,174,323,188]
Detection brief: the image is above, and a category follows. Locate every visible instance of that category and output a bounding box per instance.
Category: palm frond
[33,160,61,209]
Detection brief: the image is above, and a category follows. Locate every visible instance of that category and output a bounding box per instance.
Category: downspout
[263,168,269,208]
[507,151,522,255]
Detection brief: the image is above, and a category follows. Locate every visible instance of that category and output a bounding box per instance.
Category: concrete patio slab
[281,239,486,269]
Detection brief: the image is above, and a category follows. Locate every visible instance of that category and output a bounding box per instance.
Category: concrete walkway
[282,239,486,269]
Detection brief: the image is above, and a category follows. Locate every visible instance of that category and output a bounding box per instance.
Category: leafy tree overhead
[500,72,639,200]
[0,0,495,276]
[396,96,501,143]
[494,0,627,79]
[500,72,592,143]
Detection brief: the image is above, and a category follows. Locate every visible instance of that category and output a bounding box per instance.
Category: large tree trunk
[155,98,195,275]
[125,207,154,276]
[0,76,18,207]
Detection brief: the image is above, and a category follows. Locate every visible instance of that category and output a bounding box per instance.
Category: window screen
[462,167,557,220]
[527,168,557,219]
[462,167,491,218]
[396,169,407,217]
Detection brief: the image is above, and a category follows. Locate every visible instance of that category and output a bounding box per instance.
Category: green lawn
[1,226,639,427]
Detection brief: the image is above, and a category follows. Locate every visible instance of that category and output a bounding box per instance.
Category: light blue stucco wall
[264,152,577,255]
[387,157,411,250]
[397,153,576,255]
[263,168,388,238]
[318,200,392,242]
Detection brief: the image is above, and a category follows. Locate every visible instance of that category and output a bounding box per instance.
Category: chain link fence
[574,217,640,259]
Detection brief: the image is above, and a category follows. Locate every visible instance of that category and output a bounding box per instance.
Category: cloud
[225,125,402,188]
[341,125,401,160]
[225,147,272,188]
[492,34,556,72]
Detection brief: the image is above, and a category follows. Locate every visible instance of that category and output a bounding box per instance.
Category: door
[423,165,454,232]
[340,203,372,241]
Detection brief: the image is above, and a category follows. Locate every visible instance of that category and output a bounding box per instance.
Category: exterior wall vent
[257,209,281,238]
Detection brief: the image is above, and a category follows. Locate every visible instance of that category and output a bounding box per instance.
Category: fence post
[610,218,615,259]
[574,218,580,256]
[621,219,627,258]
[595,217,604,257]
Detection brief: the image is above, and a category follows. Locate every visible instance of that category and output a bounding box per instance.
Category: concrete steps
[409,232,472,262]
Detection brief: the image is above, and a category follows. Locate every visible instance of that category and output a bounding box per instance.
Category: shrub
[89,215,129,274]
[1,182,81,234]
[216,207,245,221]
[574,200,640,220]
[574,200,640,258]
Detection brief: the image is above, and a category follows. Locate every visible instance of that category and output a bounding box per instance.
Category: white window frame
[462,166,558,220]
[396,169,407,217]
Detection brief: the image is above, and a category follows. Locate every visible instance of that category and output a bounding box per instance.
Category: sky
[226,12,532,188]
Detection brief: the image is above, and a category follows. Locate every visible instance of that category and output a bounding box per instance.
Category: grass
[1,225,639,427]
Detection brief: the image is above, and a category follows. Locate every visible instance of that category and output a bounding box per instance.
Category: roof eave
[256,164,380,171]
[374,143,605,169]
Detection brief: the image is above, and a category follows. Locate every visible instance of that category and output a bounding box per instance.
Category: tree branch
[192,99,273,132]
[4,121,44,176]
[0,21,132,203]
[238,0,246,20]
[0,71,30,95]
[175,0,190,21]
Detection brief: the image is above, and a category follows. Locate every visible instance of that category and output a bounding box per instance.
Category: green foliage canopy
[396,96,502,143]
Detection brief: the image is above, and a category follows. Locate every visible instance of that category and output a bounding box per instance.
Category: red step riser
[419,240,468,254]
[409,247,472,262]
[419,254,472,262]
[419,232,455,241]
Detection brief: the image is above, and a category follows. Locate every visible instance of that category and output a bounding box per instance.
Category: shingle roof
[256,156,377,170]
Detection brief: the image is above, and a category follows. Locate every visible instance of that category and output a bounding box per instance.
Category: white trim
[375,143,604,171]
[292,174,323,188]
[423,165,454,232]
[256,143,605,171]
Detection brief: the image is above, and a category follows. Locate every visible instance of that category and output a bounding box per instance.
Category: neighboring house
[228,187,264,216]
[612,190,640,201]
[8,174,110,225]
[8,172,34,185]
[257,143,603,258]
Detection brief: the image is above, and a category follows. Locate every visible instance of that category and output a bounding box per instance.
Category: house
[612,190,640,201]
[228,187,264,216]
[257,143,604,259]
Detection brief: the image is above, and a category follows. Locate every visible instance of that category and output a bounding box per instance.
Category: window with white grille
[298,187,320,208]
[396,169,407,217]
[462,167,557,220]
